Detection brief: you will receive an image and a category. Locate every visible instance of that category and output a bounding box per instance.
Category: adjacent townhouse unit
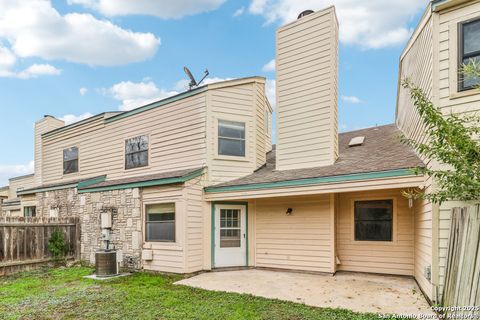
[0,186,8,203]
[2,0,478,305]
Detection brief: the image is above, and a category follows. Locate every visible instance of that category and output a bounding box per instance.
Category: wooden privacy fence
[0,217,80,275]
[443,205,480,316]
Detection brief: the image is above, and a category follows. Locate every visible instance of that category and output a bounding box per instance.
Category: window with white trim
[145,203,175,242]
[218,120,245,157]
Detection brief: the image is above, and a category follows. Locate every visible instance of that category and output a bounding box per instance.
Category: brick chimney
[275,6,339,170]
[34,115,64,186]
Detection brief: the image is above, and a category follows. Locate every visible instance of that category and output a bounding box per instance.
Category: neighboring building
[0,186,8,203]
[1,174,35,217]
[1,0,477,306]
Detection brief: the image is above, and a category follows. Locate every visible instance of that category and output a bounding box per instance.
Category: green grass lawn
[0,267,386,320]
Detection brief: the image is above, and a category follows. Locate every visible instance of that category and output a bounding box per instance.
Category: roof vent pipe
[297,10,314,19]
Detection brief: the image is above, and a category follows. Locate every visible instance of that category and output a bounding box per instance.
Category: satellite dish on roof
[183,67,209,91]
[297,9,314,19]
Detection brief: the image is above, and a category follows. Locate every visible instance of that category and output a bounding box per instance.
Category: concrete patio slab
[176,269,435,317]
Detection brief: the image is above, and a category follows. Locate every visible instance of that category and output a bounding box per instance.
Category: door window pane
[220,209,241,248]
[354,200,393,241]
[146,203,175,242]
[218,120,245,157]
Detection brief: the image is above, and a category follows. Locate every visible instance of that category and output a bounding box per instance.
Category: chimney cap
[297,10,314,19]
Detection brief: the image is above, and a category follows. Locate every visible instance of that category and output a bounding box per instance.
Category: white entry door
[214,204,247,268]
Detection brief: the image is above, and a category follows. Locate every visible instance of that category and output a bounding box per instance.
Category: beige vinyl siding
[438,1,480,112]
[207,82,257,184]
[183,176,204,273]
[396,8,435,299]
[41,93,208,185]
[336,189,414,276]
[397,1,480,301]
[34,116,65,186]
[8,175,35,199]
[141,177,205,274]
[276,7,338,170]
[253,195,333,273]
[255,82,268,168]
[435,2,480,300]
[142,184,186,273]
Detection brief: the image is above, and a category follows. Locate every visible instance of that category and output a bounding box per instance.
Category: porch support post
[330,193,336,273]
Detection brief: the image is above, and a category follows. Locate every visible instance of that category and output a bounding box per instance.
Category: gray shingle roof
[210,124,424,188]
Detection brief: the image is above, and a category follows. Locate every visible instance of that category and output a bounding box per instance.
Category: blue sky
[0,0,428,185]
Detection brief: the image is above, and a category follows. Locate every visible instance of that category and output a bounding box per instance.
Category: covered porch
[208,188,420,277]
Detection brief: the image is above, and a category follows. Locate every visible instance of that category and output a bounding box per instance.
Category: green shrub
[48,228,69,262]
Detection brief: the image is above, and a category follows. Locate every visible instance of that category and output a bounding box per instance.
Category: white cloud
[233,7,245,17]
[17,64,61,79]
[0,161,34,186]
[341,95,361,104]
[79,87,88,96]
[248,0,426,49]
[68,0,225,19]
[109,77,235,111]
[266,79,276,109]
[262,59,275,72]
[0,45,61,79]
[59,112,94,125]
[0,0,160,67]
[0,45,17,76]
[109,81,179,111]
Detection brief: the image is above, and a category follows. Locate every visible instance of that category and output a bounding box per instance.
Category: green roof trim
[78,168,204,194]
[77,175,107,189]
[204,168,418,193]
[16,175,107,196]
[17,183,78,196]
[105,86,207,124]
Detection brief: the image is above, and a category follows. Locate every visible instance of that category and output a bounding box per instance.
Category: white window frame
[145,203,176,243]
[142,201,183,252]
[214,117,249,161]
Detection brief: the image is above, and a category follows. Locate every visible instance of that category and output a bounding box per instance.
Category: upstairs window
[459,18,480,91]
[218,120,245,157]
[63,147,79,174]
[354,200,393,242]
[24,206,36,218]
[125,135,148,169]
[146,203,175,242]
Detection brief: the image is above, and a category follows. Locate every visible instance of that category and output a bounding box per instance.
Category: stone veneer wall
[36,187,143,268]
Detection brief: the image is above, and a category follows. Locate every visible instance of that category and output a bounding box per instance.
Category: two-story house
[2,0,478,305]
